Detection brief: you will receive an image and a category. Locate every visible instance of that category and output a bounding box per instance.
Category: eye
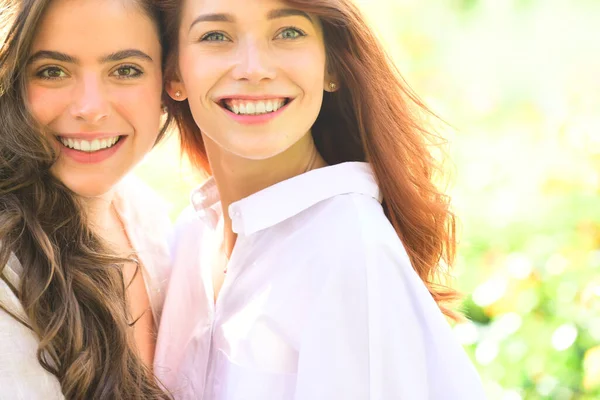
[111,65,143,79]
[275,27,306,40]
[201,32,230,42]
[37,66,68,80]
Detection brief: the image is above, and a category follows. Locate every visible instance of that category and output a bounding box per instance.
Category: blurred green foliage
[135,0,600,398]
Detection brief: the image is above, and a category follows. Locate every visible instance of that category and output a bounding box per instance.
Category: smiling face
[172,0,334,160]
[26,0,163,198]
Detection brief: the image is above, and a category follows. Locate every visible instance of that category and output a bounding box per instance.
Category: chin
[62,181,115,198]
[50,156,131,199]
[52,171,123,199]
[224,134,296,161]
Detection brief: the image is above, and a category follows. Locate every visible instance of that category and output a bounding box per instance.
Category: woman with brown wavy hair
[0,0,173,398]
[155,0,484,398]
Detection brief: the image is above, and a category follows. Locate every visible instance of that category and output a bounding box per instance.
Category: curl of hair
[0,0,172,397]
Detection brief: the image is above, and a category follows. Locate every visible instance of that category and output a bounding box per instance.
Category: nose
[231,38,276,84]
[69,73,110,124]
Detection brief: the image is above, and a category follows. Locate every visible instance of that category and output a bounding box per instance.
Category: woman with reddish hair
[155,0,484,398]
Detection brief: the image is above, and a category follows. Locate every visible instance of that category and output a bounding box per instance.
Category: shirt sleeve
[293,227,485,400]
[0,277,64,399]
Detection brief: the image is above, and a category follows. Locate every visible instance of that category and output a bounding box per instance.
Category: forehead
[181,0,323,37]
[30,0,160,59]
[183,0,308,21]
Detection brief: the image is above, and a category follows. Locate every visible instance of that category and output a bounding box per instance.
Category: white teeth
[59,136,120,152]
[226,99,287,115]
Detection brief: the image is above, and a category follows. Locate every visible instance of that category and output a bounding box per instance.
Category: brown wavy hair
[159,0,459,318]
[0,0,172,398]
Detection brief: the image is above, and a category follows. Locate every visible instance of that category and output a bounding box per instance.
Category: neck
[203,131,326,256]
[81,189,118,238]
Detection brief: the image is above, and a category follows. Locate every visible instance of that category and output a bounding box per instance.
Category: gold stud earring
[175,90,182,98]
[328,82,337,91]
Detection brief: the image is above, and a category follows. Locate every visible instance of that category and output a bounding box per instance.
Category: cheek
[113,78,163,138]
[116,75,162,108]
[285,48,326,97]
[179,50,223,103]
[26,84,70,126]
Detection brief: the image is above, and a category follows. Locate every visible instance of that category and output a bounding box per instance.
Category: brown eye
[112,65,142,78]
[37,66,67,80]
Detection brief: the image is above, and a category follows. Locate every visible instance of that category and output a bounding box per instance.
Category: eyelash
[200,31,230,42]
[34,64,143,81]
[199,26,307,42]
[36,66,67,80]
[275,26,307,40]
[110,64,143,79]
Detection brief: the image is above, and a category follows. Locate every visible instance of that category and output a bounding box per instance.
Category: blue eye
[276,27,306,40]
[201,32,229,42]
[37,66,68,80]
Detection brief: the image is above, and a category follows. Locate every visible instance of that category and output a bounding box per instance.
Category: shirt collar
[190,162,380,235]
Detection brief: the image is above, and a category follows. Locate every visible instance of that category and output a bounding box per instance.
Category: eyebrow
[189,8,313,32]
[27,49,152,65]
[189,13,234,32]
[267,8,313,23]
[28,50,77,64]
[99,49,153,63]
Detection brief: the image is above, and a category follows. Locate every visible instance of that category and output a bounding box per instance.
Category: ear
[166,79,188,101]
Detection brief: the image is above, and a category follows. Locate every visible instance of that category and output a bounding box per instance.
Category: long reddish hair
[160,0,459,318]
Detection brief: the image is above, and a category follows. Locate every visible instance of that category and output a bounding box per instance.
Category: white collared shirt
[155,162,485,400]
[0,175,172,399]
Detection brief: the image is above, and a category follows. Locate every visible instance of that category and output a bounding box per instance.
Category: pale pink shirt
[155,162,485,400]
[0,175,172,399]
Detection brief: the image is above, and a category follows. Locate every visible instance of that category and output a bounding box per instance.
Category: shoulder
[302,192,437,312]
[115,174,172,234]
[174,204,203,234]
[305,192,410,268]
[171,205,205,247]
[0,262,65,398]
[116,173,171,214]
[0,295,64,398]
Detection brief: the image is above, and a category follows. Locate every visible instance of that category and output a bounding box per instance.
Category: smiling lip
[216,95,293,125]
[56,133,127,164]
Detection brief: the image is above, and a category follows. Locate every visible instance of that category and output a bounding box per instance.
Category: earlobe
[324,80,339,92]
[324,70,340,92]
[166,81,188,101]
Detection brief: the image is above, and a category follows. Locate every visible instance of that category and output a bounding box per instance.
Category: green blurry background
[133,0,600,398]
